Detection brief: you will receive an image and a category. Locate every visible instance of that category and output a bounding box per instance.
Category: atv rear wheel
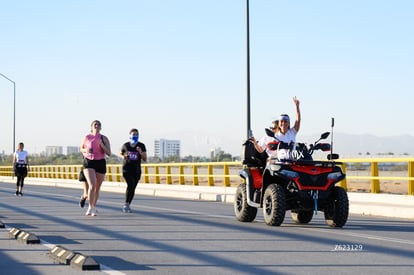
[234,183,257,222]
[324,186,349,228]
[263,184,286,226]
[291,209,314,224]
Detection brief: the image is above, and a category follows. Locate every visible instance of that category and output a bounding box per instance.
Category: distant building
[67,146,80,155]
[45,146,63,156]
[210,147,222,161]
[154,139,180,160]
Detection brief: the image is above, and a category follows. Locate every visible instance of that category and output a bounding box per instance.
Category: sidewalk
[1,176,413,219]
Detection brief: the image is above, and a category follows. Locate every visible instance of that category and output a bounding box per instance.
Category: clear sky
[1,0,413,157]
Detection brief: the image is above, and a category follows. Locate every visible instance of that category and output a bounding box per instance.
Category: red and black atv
[234,130,348,228]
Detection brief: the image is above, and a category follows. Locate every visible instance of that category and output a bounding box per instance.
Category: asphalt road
[1,182,413,275]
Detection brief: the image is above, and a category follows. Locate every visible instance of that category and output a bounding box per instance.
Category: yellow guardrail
[0,162,241,187]
[337,157,414,195]
[1,158,413,195]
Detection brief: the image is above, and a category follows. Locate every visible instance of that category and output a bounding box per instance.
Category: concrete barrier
[1,176,413,219]
[347,192,414,219]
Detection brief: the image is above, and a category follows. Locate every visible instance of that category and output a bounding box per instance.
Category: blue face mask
[130,134,139,144]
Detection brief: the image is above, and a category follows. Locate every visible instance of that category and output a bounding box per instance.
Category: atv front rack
[271,159,342,167]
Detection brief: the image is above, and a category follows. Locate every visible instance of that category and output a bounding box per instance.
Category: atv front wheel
[263,184,286,226]
[291,209,314,224]
[324,186,349,228]
[234,183,257,222]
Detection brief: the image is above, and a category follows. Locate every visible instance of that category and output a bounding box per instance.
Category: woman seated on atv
[253,96,301,160]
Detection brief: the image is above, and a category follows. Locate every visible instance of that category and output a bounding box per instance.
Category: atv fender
[239,169,261,208]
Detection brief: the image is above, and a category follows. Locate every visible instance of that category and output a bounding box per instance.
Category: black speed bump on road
[8,227,22,239]
[17,230,40,244]
[49,245,100,270]
[70,253,100,271]
[6,227,99,271]
[8,227,40,244]
[49,245,76,265]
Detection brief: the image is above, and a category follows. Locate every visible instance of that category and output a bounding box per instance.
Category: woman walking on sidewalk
[80,120,111,216]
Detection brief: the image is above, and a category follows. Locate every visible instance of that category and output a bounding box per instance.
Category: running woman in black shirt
[119,128,147,213]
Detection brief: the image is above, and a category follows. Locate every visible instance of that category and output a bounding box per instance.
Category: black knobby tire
[291,209,314,224]
[324,186,349,228]
[234,183,257,222]
[263,184,286,226]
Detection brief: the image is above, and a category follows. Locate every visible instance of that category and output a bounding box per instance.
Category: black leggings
[16,175,25,188]
[123,171,141,204]
[15,166,27,188]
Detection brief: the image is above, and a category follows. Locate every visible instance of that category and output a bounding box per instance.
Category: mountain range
[306,132,414,158]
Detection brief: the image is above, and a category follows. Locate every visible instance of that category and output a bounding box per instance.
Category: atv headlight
[327,171,343,180]
[279,170,299,179]
[270,164,281,171]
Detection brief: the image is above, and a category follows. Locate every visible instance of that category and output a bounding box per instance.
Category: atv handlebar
[264,130,336,161]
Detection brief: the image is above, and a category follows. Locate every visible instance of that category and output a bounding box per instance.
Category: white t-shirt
[258,135,277,156]
[275,128,297,143]
[272,128,297,160]
[14,150,28,164]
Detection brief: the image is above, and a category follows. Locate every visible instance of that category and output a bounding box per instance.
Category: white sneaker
[85,207,92,216]
[90,208,97,216]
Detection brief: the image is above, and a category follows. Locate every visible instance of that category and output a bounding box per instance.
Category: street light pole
[0,72,16,155]
[246,0,251,139]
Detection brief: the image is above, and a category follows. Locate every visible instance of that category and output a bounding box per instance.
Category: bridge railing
[1,158,413,195]
[337,157,414,195]
[0,162,242,187]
